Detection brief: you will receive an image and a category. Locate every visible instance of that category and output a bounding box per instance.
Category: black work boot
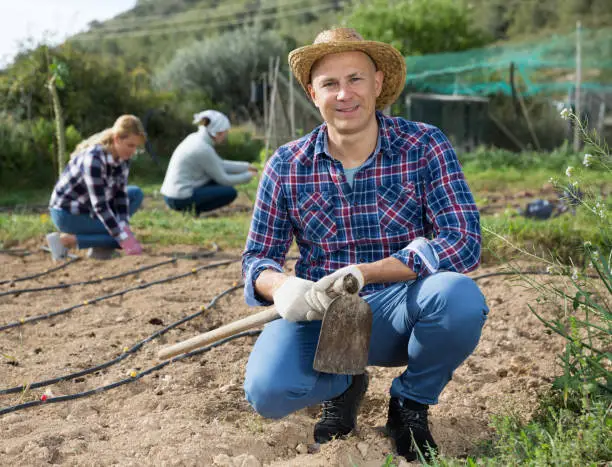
[386,396,438,462]
[313,372,369,443]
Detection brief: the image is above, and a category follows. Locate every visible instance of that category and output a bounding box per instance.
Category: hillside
[62,0,612,84]
[70,0,346,70]
[67,0,612,72]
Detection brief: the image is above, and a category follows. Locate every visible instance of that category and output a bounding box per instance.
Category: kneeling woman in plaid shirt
[46,115,146,260]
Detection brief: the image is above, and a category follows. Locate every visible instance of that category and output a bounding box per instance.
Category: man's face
[308,51,383,135]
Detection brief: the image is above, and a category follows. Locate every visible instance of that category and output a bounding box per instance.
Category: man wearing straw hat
[241,28,488,461]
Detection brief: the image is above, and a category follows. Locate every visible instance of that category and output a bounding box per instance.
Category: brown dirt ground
[0,242,568,467]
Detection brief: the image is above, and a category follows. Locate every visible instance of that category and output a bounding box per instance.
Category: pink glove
[118,223,142,255]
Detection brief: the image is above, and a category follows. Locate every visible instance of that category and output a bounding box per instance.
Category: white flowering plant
[486,108,611,411]
[480,108,610,462]
[548,109,611,223]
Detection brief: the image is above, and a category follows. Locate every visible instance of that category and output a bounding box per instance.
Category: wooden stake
[488,112,526,151]
[516,87,541,151]
[264,57,281,161]
[47,75,66,179]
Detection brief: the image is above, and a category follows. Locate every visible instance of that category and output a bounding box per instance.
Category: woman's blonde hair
[71,114,146,158]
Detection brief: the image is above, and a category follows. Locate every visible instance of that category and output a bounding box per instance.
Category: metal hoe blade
[313,293,372,375]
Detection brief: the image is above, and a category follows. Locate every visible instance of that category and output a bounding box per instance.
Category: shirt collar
[309,111,395,165]
[99,145,121,167]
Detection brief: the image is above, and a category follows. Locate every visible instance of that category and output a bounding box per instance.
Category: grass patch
[0,187,50,207]
[464,166,607,192]
[0,212,54,247]
[430,398,611,466]
[482,210,610,264]
[0,207,252,251]
[131,207,252,249]
[489,399,611,465]
[0,176,260,250]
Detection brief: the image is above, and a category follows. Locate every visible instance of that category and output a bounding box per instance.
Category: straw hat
[288,28,407,110]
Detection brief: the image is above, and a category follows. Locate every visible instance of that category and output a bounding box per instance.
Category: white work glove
[304,265,365,319]
[272,276,322,322]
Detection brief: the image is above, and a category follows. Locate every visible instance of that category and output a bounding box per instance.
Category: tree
[466,0,612,40]
[0,44,143,136]
[343,0,490,56]
[154,26,286,112]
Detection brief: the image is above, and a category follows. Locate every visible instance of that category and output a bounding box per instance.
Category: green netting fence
[404,27,612,97]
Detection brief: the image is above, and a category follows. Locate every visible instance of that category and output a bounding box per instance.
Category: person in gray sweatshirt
[160,110,257,215]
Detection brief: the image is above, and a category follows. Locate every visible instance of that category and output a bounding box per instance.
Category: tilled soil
[0,246,566,466]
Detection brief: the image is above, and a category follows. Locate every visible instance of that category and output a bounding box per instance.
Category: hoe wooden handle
[157,274,359,360]
[157,308,280,360]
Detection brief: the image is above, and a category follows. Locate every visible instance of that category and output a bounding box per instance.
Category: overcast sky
[0,0,137,67]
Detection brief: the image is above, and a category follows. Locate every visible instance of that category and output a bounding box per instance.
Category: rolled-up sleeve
[392,128,481,276]
[241,153,294,306]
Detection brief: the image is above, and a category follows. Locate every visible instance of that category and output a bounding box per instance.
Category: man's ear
[374,70,384,98]
[308,83,319,108]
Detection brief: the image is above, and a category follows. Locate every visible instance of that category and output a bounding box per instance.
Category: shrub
[217,127,264,164]
[487,400,611,465]
[343,0,489,56]
[0,114,81,187]
[459,143,582,172]
[154,26,286,112]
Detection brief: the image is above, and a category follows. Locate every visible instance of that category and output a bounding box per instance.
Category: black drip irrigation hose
[150,250,218,260]
[0,258,239,332]
[0,268,602,416]
[148,243,220,261]
[0,284,244,396]
[0,258,177,297]
[0,257,81,286]
[0,330,261,416]
[0,249,31,257]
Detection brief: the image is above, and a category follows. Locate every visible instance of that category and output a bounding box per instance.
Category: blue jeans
[50,186,144,249]
[164,182,237,215]
[244,272,489,419]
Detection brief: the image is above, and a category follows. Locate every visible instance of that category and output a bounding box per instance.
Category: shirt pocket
[376,181,421,233]
[298,191,337,241]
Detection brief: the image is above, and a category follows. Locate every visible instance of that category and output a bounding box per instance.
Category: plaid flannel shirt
[49,145,130,239]
[242,112,481,306]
